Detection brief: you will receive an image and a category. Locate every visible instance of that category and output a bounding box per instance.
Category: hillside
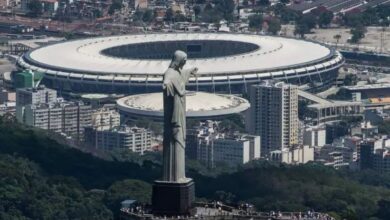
[0,117,390,220]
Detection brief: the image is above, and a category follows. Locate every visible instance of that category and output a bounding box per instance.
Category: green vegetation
[0,154,113,219]
[267,18,282,35]
[1,117,390,219]
[27,0,43,18]
[249,14,263,31]
[378,121,390,135]
[108,0,122,15]
[343,6,390,27]
[349,26,367,44]
[294,14,316,38]
[327,89,351,101]
[317,10,334,28]
[199,0,235,23]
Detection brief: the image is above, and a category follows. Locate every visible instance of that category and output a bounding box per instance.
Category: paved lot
[282,25,390,54]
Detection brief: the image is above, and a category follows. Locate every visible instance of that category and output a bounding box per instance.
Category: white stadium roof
[116,91,250,118]
[23,33,332,76]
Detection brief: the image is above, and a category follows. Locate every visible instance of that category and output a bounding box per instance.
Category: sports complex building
[17,33,344,94]
[116,91,250,120]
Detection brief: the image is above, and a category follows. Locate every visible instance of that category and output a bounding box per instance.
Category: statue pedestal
[152,178,195,216]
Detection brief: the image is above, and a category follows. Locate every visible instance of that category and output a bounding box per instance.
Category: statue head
[169,50,187,70]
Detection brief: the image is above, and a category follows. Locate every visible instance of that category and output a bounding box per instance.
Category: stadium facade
[116,91,250,120]
[17,33,344,94]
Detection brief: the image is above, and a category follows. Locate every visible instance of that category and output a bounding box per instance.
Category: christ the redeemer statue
[162,50,197,183]
[152,50,197,215]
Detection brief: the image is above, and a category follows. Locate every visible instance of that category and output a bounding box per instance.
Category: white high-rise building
[16,86,57,107]
[84,125,152,154]
[247,81,299,156]
[91,108,120,129]
[187,121,260,168]
[16,86,57,123]
[270,145,314,164]
[303,125,326,148]
[22,101,92,140]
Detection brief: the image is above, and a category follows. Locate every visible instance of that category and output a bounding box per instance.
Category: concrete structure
[288,0,388,14]
[360,137,390,173]
[247,81,298,156]
[21,0,58,15]
[16,86,57,106]
[134,0,147,9]
[18,33,344,93]
[344,136,362,160]
[16,86,57,123]
[0,89,15,104]
[187,121,260,168]
[351,121,379,138]
[117,91,250,120]
[343,83,390,99]
[22,101,92,140]
[317,143,356,166]
[91,108,120,129]
[373,148,390,174]
[320,151,349,170]
[303,124,326,148]
[269,145,314,164]
[298,89,363,125]
[15,85,91,139]
[85,125,152,154]
[360,138,386,168]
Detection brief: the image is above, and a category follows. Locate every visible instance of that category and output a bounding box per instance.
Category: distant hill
[0,117,389,220]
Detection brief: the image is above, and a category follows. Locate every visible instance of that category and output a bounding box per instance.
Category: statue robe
[162,67,191,183]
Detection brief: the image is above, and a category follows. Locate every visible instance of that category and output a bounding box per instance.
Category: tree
[257,0,270,6]
[214,0,236,21]
[344,74,358,86]
[174,11,187,22]
[200,3,223,23]
[142,9,154,22]
[294,23,309,38]
[108,0,122,15]
[268,18,281,35]
[280,0,290,4]
[105,179,151,217]
[343,13,364,28]
[349,25,367,44]
[27,0,42,17]
[249,14,263,31]
[193,5,202,17]
[132,10,144,21]
[294,14,316,37]
[333,34,342,49]
[318,10,333,28]
[378,121,390,135]
[376,199,390,219]
[165,8,174,22]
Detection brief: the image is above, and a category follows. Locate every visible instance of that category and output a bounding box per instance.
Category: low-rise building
[269,145,314,164]
[22,101,92,140]
[187,121,260,168]
[359,137,390,173]
[91,108,120,129]
[373,148,390,174]
[303,124,326,147]
[84,125,152,154]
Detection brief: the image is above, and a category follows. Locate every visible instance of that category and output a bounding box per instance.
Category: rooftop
[22,33,333,76]
[116,91,250,118]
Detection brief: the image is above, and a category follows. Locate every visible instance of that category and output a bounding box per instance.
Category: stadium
[116,91,250,120]
[17,33,344,94]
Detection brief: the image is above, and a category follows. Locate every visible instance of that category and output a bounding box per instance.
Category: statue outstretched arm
[181,67,198,83]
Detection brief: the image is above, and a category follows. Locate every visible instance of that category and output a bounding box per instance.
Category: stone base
[152,179,195,216]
